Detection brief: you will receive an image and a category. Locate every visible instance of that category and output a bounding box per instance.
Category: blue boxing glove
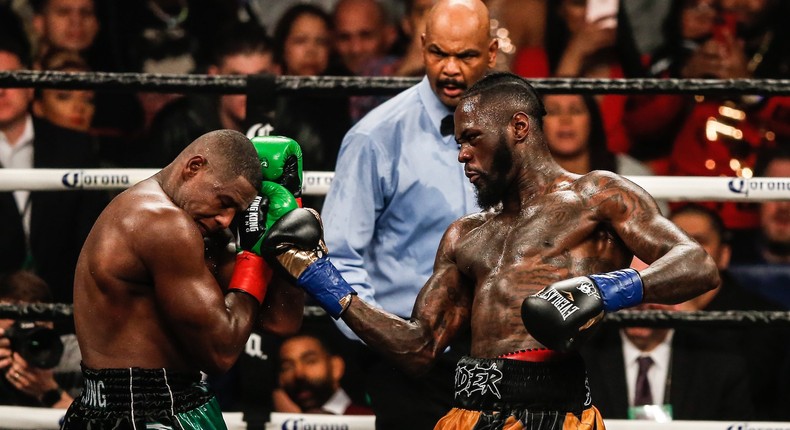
[521,269,643,352]
[262,208,356,319]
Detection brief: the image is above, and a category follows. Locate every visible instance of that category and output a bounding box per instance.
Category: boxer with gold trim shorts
[435,350,605,430]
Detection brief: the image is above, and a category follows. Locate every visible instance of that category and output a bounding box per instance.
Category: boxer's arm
[258,275,305,336]
[588,171,720,303]
[141,209,258,375]
[340,218,474,376]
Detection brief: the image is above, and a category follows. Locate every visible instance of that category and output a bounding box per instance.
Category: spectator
[92,1,242,132]
[624,0,717,175]
[271,3,351,210]
[332,0,397,76]
[731,146,790,266]
[274,4,337,77]
[30,0,99,66]
[142,21,279,168]
[670,203,790,420]
[581,303,753,421]
[321,1,495,427]
[512,0,646,155]
[30,0,146,163]
[0,22,109,306]
[238,1,339,35]
[648,0,718,79]
[542,93,668,215]
[727,146,790,311]
[31,49,95,133]
[274,331,372,415]
[332,0,401,122]
[669,203,778,310]
[391,0,435,78]
[0,270,82,408]
[664,0,790,230]
[543,93,654,176]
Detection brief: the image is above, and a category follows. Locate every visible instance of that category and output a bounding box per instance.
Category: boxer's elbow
[199,352,238,376]
[401,349,440,377]
[699,251,721,293]
[391,336,443,377]
[262,315,303,337]
[677,243,720,299]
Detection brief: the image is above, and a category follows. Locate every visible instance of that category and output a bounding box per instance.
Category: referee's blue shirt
[322,76,479,340]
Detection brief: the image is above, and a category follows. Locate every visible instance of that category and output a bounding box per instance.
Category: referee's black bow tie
[440,114,454,136]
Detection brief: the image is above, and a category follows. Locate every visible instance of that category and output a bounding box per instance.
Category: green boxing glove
[236,181,300,256]
[251,135,304,200]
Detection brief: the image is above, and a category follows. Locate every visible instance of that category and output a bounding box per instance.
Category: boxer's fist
[259,181,299,231]
[236,194,269,256]
[263,208,356,319]
[521,269,643,351]
[228,181,299,304]
[251,136,303,199]
[236,181,300,256]
[262,208,327,277]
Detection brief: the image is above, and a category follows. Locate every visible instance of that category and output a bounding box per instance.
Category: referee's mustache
[437,78,466,91]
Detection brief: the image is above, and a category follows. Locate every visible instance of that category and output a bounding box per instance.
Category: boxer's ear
[512,112,530,142]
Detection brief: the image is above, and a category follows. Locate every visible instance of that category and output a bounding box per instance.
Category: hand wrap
[228,251,273,304]
[590,268,644,312]
[296,257,356,319]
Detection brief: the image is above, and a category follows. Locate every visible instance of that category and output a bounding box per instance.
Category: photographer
[0,270,80,408]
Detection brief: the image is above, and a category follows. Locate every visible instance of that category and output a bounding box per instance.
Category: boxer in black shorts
[271,70,720,428]
[63,130,304,429]
[62,367,222,429]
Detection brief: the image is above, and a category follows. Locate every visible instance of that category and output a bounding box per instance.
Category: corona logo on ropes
[727,177,790,198]
[61,170,131,189]
[280,419,349,430]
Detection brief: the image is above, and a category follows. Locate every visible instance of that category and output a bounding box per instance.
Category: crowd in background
[1,0,790,424]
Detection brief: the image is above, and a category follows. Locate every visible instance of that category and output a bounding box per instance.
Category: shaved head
[425,0,490,42]
[176,129,262,190]
[422,0,496,108]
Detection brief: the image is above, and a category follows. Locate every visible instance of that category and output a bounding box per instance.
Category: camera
[4,321,64,369]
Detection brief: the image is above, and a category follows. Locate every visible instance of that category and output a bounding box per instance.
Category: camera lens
[6,321,64,369]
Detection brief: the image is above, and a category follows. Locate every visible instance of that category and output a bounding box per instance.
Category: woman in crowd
[542,92,668,215]
[32,50,95,133]
[513,0,646,155]
[272,3,351,210]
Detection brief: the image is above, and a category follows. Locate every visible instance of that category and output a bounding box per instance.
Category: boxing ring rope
[1,407,788,430]
[1,168,790,201]
[2,71,790,96]
[4,301,790,328]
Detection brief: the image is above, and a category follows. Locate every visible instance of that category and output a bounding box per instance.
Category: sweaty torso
[73,180,215,371]
[455,178,633,357]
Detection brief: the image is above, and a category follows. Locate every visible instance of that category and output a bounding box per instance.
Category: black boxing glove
[521,269,643,351]
[262,208,356,319]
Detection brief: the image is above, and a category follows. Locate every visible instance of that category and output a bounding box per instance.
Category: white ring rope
[0,168,788,201]
[0,407,787,430]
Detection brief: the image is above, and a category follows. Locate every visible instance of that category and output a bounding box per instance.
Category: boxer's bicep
[142,214,230,353]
